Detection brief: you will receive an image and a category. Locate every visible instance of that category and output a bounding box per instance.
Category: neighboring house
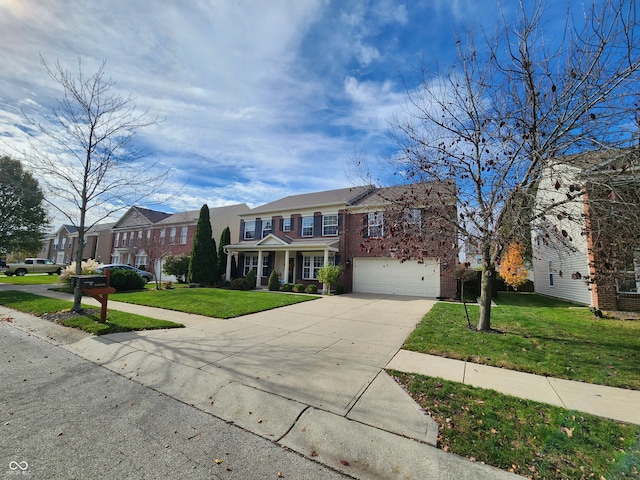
[109,204,249,279]
[39,225,76,264]
[224,184,458,298]
[532,148,640,311]
[39,222,115,264]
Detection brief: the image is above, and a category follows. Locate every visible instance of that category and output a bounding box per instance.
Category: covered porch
[224,234,339,291]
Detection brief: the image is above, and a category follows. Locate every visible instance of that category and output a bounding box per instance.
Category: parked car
[96,264,153,283]
[3,258,62,276]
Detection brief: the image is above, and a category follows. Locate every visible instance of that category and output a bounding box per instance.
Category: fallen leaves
[560,426,574,438]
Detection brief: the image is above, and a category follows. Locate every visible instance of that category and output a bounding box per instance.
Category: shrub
[282,283,293,292]
[246,269,257,289]
[268,270,280,291]
[305,284,318,294]
[109,270,146,292]
[335,284,346,295]
[293,283,306,293]
[230,278,249,290]
[163,254,191,282]
[60,259,101,284]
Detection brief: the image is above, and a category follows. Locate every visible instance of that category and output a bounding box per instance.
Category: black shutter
[314,213,322,237]
[297,217,302,236]
[256,219,262,238]
[239,220,245,241]
[337,213,343,235]
[362,214,369,238]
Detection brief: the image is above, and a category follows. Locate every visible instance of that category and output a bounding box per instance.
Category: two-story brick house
[224,184,458,298]
[39,223,115,264]
[110,203,249,278]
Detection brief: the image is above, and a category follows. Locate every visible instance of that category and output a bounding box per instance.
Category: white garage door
[352,257,440,297]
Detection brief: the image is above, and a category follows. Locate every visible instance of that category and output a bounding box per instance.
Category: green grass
[392,371,640,480]
[0,273,64,285]
[109,287,318,318]
[403,292,640,389]
[0,290,182,334]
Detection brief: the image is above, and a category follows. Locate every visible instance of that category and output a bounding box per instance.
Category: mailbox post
[71,269,116,323]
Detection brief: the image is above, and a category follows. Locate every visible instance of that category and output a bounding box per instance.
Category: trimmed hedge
[268,270,280,291]
[305,284,318,294]
[109,270,146,292]
[230,278,250,290]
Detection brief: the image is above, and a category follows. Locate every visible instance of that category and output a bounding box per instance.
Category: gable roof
[248,186,374,215]
[112,206,172,229]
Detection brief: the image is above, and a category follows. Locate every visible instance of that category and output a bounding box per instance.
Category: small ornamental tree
[499,242,528,291]
[317,265,343,294]
[163,254,191,283]
[188,205,217,285]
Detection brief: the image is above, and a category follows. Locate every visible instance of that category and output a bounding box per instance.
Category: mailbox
[70,275,108,289]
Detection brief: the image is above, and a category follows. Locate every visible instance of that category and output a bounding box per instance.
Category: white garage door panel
[353,258,440,297]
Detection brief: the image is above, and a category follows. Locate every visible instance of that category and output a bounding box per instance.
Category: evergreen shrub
[230,278,249,290]
[245,270,257,289]
[268,270,280,291]
[305,284,318,294]
[282,283,293,292]
[293,283,305,293]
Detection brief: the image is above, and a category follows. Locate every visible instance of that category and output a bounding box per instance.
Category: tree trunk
[477,267,494,331]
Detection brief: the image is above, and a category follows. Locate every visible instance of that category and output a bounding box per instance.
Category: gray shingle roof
[248,186,374,215]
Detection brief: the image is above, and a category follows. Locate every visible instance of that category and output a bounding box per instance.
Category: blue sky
[0,0,576,226]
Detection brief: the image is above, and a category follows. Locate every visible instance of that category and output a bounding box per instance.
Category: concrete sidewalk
[388,350,640,425]
[1,286,522,480]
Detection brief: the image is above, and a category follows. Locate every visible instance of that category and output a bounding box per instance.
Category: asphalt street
[0,323,347,480]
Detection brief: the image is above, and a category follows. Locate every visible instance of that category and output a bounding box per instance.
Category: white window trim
[368,212,384,238]
[262,220,272,238]
[180,226,188,245]
[243,254,259,276]
[282,218,291,232]
[322,214,338,236]
[244,221,256,240]
[302,217,314,237]
[302,254,334,280]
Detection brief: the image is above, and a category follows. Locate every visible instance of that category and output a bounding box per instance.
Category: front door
[56,252,65,264]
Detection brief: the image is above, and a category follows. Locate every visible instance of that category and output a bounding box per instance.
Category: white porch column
[257,250,264,286]
[322,249,330,294]
[283,250,290,284]
[225,251,232,281]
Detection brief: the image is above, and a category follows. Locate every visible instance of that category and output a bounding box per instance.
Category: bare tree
[23,57,169,311]
[357,0,639,330]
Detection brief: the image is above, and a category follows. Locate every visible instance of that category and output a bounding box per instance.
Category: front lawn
[393,371,640,480]
[403,292,640,389]
[0,273,64,285]
[0,291,182,334]
[109,287,318,318]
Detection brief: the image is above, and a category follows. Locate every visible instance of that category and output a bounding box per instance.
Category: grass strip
[0,274,64,285]
[109,287,318,318]
[391,371,640,479]
[403,292,640,389]
[0,290,182,334]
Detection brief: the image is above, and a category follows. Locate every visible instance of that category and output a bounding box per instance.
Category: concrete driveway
[86,293,435,418]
